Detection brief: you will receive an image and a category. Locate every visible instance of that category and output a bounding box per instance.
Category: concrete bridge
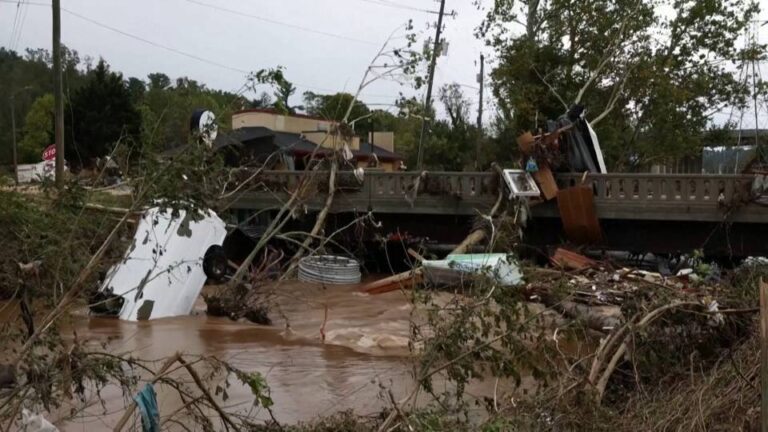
[227,171,768,256]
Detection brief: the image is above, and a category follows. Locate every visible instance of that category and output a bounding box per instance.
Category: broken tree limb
[177,357,242,432]
[451,164,506,255]
[361,268,423,295]
[287,159,339,272]
[113,352,182,432]
[227,171,317,286]
[591,301,700,402]
[15,209,134,365]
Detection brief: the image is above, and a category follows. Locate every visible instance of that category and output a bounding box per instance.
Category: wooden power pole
[415,0,447,170]
[761,278,768,431]
[52,0,65,187]
[475,53,484,168]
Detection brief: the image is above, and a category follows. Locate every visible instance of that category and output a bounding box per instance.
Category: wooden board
[533,165,559,200]
[361,269,423,295]
[557,186,603,244]
[517,131,535,155]
[551,248,598,271]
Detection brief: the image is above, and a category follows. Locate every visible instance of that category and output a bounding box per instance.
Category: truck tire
[203,245,228,283]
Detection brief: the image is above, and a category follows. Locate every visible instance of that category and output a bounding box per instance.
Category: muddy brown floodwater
[24,280,512,431]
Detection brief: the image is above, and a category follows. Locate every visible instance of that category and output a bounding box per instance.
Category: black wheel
[203,245,228,283]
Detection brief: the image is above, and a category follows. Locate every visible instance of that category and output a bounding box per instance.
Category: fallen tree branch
[451,164,506,255]
[177,357,242,432]
[591,301,701,402]
[287,159,338,270]
[113,352,182,432]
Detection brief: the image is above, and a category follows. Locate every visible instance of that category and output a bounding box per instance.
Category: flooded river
[6,281,509,430]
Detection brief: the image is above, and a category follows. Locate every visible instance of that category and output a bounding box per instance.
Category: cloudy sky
[4,0,768,128]
[1,0,488,119]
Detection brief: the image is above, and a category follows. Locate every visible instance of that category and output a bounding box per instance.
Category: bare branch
[532,66,569,111]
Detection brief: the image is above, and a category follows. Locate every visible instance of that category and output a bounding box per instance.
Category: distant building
[229,109,404,171]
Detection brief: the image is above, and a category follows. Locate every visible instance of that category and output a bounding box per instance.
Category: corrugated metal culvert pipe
[298,255,361,284]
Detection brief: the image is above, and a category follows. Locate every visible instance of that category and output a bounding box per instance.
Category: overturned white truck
[90,207,228,321]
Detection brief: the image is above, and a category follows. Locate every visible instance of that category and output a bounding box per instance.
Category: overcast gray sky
[4,0,768,129]
[1,0,488,120]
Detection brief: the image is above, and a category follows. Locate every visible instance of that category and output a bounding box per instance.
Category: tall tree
[18,94,55,163]
[480,0,760,169]
[147,72,171,90]
[66,59,141,166]
[139,73,238,152]
[303,92,372,136]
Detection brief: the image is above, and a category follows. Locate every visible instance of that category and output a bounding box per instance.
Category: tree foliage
[304,91,372,135]
[66,60,141,166]
[480,0,761,169]
[250,67,301,114]
[18,93,54,163]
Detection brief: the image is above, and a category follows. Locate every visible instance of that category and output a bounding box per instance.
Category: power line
[351,0,443,15]
[62,6,252,74]
[11,0,30,51]
[184,0,378,46]
[6,0,22,49]
[0,0,399,102]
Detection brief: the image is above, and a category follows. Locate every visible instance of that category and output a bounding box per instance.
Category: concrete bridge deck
[228,171,768,224]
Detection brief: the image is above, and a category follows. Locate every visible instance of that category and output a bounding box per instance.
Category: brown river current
[8,281,516,430]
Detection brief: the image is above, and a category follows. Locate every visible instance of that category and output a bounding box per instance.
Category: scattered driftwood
[287,160,339,271]
[452,164,507,255]
[551,248,598,271]
[361,268,423,295]
[113,353,182,432]
[587,301,701,402]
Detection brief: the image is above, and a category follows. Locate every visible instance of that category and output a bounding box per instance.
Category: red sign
[42,145,56,161]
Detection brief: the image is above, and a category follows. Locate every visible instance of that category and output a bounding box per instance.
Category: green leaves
[482,0,761,168]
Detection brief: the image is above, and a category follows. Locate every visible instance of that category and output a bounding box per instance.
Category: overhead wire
[0,0,401,104]
[183,0,379,46]
[350,0,444,15]
[11,0,29,51]
[6,0,22,49]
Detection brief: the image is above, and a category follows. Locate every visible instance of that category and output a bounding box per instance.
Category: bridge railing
[255,170,498,201]
[249,170,756,206]
[556,173,754,204]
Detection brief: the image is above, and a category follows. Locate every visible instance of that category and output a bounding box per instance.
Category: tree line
[1,0,763,174]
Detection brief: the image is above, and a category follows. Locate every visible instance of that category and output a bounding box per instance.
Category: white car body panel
[99,207,227,321]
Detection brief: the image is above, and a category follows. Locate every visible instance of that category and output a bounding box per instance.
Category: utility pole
[475,53,484,169]
[760,278,768,432]
[52,0,65,187]
[415,0,446,170]
[10,100,18,185]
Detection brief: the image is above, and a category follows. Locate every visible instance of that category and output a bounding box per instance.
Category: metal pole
[475,53,484,169]
[10,99,18,185]
[760,278,768,432]
[415,0,446,170]
[53,0,65,187]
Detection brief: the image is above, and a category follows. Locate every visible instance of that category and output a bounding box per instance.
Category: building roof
[221,126,274,144]
[355,142,404,162]
[161,126,402,162]
[233,108,337,123]
[272,131,327,155]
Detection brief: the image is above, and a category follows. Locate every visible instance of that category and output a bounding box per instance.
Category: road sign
[42,145,56,161]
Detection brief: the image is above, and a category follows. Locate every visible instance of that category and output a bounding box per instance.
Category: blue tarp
[134,383,159,432]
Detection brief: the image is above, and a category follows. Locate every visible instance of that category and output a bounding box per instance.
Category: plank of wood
[551,248,598,271]
[407,248,426,263]
[533,165,558,200]
[361,269,423,295]
[557,185,603,244]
